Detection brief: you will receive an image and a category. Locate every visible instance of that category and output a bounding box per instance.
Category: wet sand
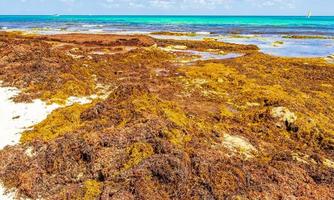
[0,31,334,199]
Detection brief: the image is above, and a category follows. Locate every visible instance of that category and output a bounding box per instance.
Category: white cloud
[98,0,296,10]
[47,0,297,11]
[245,0,296,8]
[142,0,233,10]
[5,0,299,14]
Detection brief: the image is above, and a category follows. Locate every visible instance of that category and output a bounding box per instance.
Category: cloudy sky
[0,0,333,15]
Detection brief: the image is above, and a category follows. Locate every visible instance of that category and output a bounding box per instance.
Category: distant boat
[53,14,60,17]
[307,11,312,18]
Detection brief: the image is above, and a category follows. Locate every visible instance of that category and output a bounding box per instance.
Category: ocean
[1,15,334,35]
[0,15,334,57]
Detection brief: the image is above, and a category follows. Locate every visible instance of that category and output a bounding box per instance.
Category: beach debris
[12,115,20,120]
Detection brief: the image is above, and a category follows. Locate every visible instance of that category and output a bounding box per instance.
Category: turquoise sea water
[1,15,334,35]
[1,15,334,57]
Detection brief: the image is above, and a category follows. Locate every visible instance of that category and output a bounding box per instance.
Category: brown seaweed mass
[0,31,334,200]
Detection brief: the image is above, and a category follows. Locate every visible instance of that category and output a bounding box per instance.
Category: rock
[272,107,299,132]
[222,134,257,159]
[271,107,297,124]
[24,146,35,158]
[272,41,284,47]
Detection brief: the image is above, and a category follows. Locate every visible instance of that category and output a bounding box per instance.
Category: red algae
[0,32,334,199]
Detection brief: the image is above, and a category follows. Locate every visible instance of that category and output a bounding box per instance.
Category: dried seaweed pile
[0,32,334,200]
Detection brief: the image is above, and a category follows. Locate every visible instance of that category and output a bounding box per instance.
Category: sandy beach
[0,30,333,199]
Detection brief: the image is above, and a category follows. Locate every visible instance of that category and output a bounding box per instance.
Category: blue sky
[0,0,333,15]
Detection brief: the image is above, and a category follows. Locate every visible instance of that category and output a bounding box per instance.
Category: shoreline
[0,31,334,199]
[3,29,334,58]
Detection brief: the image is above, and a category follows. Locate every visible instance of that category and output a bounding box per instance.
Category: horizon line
[0,14,334,17]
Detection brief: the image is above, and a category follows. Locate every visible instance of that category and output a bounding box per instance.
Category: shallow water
[218,35,334,57]
[154,34,334,58]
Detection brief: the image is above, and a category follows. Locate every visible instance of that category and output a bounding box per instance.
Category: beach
[0,19,334,199]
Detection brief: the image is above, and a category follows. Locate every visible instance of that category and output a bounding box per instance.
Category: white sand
[0,187,14,200]
[0,87,60,149]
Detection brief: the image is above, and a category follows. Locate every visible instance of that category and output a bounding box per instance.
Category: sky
[0,0,333,16]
